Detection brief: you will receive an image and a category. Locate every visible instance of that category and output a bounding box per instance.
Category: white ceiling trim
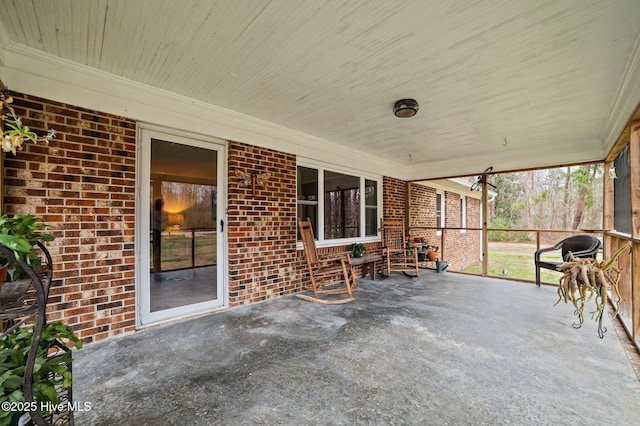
[401,137,605,181]
[413,179,483,200]
[0,41,407,179]
[600,32,640,151]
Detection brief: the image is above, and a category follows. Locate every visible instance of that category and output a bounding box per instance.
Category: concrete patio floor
[74,272,640,425]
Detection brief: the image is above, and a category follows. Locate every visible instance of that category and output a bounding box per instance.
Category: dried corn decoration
[554,243,630,338]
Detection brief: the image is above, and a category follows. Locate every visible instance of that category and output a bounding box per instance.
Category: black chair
[534,234,601,286]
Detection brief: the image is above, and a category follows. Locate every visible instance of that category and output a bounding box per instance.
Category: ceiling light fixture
[393,99,419,118]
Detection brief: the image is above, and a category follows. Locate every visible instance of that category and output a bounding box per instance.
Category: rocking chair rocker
[297,217,357,304]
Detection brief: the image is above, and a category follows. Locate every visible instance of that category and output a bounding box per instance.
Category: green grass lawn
[463,251,564,284]
[156,231,217,270]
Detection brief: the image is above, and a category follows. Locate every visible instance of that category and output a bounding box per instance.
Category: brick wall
[407,183,481,271]
[383,176,406,221]
[408,183,437,244]
[461,196,482,267]
[466,196,481,229]
[227,141,303,305]
[1,92,483,343]
[3,91,136,343]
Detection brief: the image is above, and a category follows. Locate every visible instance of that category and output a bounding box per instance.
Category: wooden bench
[350,254,383,280]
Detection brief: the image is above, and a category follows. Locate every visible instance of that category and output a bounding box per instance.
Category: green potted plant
[0,214,77,425]
[348,243,367,258]
[0,214,54,286]
[0,322,82,426]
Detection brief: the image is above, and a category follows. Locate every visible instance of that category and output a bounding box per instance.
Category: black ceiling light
[393,98,419,118]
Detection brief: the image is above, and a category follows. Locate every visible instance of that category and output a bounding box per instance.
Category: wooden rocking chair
[380,219,419,277]
[297,217,357,304]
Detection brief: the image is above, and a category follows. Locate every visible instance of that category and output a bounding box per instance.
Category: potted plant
[348,243,367,258]
[1,90,55,156]
[0,322,82,426]
[0,214,54,308]
[405,241,415,255]
[426,244,439,260]
[0,214,77,425]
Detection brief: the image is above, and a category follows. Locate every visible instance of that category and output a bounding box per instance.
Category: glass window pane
[297,166,319,239]
[365,207,377,236]
[614,145,631,234]
[324,171,360,239]
[365,179,378,236]
[297,166,318,201]
[365,179,377,205]
[297,204,318,239]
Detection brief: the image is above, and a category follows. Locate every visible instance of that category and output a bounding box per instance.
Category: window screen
[613,145,631,235]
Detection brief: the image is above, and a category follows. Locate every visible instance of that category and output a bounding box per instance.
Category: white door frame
[135,123,228,327]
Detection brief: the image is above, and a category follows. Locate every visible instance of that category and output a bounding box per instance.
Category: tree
[492,172,525,228]
[570,164,600,229]
[488,164,603,234]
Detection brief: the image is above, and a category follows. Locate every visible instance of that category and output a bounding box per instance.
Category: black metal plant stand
[0,242,73,426]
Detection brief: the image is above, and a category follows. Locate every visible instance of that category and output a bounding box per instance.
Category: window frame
[297,161,382,249]
[436,190,444,236]
[460,195,466,233]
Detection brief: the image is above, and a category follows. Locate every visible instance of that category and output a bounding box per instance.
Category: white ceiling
[1,0,639,179]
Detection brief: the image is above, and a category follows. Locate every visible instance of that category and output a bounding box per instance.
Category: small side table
[350,254,383,280]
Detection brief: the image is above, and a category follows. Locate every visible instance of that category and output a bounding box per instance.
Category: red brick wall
[227,141,303,305]
[466,196,481,229]
[3,91,136,343]
[2,92,483,343]
[406,183,481,271]
[441,192,481,270]
[408,183,437,244]
[383,176,406,221]
[461,196,482,267]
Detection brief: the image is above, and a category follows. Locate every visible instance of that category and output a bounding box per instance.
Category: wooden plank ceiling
[0,0,639,178]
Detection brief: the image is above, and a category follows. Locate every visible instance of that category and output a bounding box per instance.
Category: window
[460,196,466,232]
[297,164,380,244]
[297,166,318,236]
[436,191,444,233]
[324,170,360,239]
[365,179,378,236]
[613,145,631,234]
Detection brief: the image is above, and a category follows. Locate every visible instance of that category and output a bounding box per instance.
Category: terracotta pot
[427,251,438,260]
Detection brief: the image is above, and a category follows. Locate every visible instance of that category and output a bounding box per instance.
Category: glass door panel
[138,130,225,325]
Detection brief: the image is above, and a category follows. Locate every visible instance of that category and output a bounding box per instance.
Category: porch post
[603,159,615,233]
[629,120,640,339]
[630,120,640,238]
[482,179,488,277]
